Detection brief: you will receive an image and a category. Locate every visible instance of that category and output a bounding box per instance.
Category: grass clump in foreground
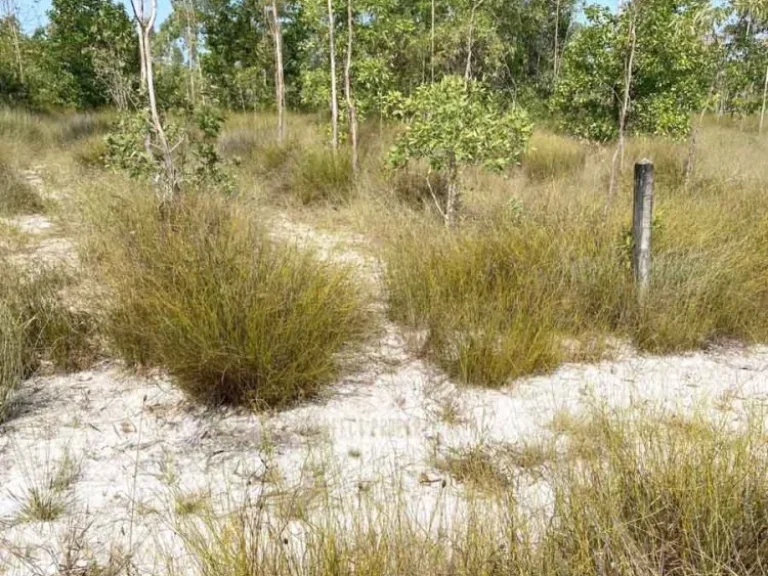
[173,407,768,576]
[84,185,371,407]
[0,262,99,421]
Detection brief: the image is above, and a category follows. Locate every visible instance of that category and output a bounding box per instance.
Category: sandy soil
[2,171,768,574]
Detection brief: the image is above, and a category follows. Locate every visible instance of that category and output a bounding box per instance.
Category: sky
[17,0,617,33]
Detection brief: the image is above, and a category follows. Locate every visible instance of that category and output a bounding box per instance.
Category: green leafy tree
[389,76,532,227]
[47,0,138,108]
[554,0,714,142]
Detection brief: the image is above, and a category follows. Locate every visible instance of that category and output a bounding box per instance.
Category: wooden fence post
[632,159,654,299]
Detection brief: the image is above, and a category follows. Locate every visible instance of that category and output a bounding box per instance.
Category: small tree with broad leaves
[388,76,532,227]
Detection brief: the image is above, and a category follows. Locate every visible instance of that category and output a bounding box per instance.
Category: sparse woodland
[3,0,768,573]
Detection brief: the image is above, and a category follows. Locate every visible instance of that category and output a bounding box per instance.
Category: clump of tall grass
[0,162,44,216]
[83,184,372,407]
[284,148,354,205]
[173,406,768,576]
[540,408,768,576]
[522,131,588,181]
[0,262,99,420]
[385,174,768,385]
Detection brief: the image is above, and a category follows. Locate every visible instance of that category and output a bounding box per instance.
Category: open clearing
[2,166,768,573]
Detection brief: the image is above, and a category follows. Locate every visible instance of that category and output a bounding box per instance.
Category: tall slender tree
[344,0,358,171]
[327,0,339,151]
[130,0,178,200]
[267,0,286,142]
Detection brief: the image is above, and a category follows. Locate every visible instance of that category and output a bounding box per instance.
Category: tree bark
[464,0,485,81]
[760,63,768,135]
[608,8,636,200]
[268,0,286,143]
[344,0,358,173]
[131,0,178,201]
[327,0,339,152]
[182,0,200,106]
[445,158,460,228]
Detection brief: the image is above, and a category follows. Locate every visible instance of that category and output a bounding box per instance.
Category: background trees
[0,0,766,147]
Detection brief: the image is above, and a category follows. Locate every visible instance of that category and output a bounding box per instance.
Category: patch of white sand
[2,214,768,574]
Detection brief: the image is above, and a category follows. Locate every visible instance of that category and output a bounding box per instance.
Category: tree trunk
[327,0,339,152]
[344,0,358,173]
[608,9,636,200]
[431,0,435,83]
[445,159,460,228]
[268,0,286,144]
[131,0,178,201]
[553,0,560,81]
[464,1,485,81]
[182,0,199,106]
[684,107,706,187]
[760,63,768,135]
[137,22,147,90]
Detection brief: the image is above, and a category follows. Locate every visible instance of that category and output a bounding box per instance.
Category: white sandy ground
[1,172,768,573]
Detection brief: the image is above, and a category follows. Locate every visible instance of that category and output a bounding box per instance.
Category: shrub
[85,187,371,407]
[0,160,45,216]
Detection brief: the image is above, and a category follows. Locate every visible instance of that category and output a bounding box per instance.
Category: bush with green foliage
[84,186,371,407]
[105,106,235,194]
[388,76,532,225]
[553,1,714,141]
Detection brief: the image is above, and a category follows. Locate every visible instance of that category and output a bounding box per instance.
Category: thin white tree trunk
[268,0,286,143]
[344,0,358,172]
[327,0,339,152]
[760,63,768,135]
[609,10,636,199]
[464,1,485,81]
[137,21,147,90]
[182,0,198,106]
[131,0,178,200]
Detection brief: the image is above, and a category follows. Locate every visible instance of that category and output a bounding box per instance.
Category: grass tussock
[0,262,99,420]
[0,159,45,216]
[173,407,768,576]
[285,148,354,205]
[83,184,372,407]
[386,149,768,386]
[523,131,588,181]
